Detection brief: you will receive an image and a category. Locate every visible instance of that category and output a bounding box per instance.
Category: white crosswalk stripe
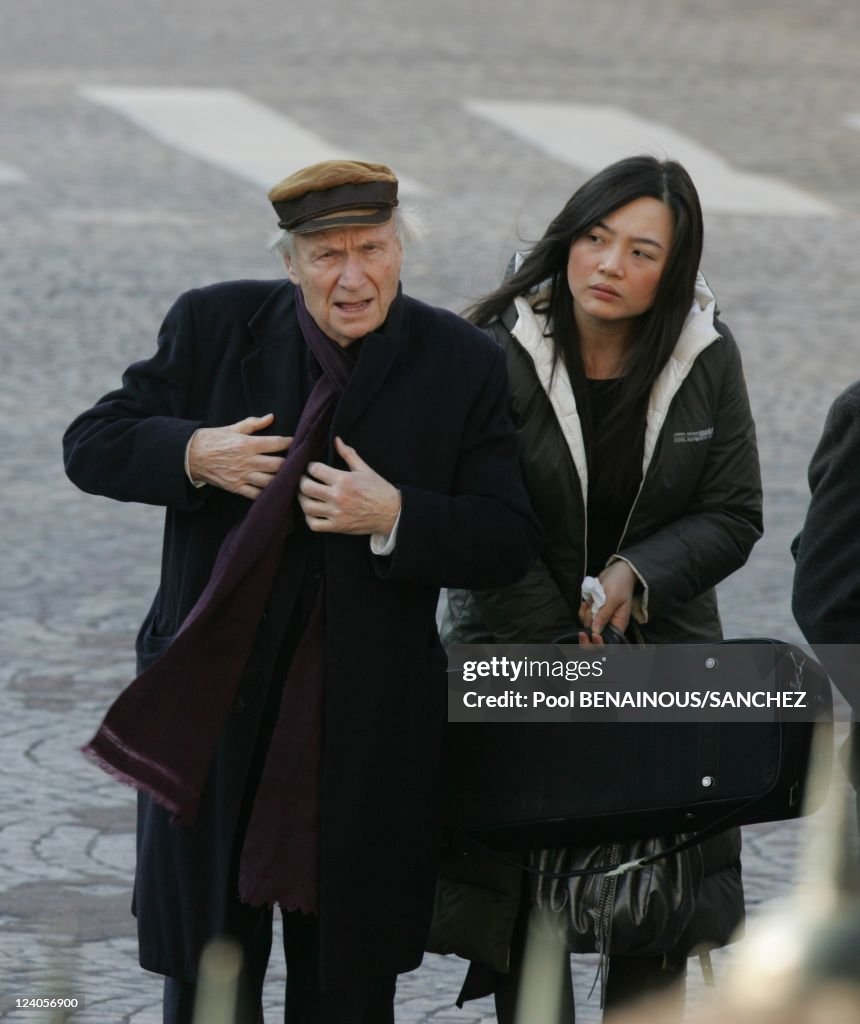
[0,162,27,185]
[466,100,837,217]
[78,86,428,197]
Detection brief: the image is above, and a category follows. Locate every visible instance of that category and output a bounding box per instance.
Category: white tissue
[581,576,606,614]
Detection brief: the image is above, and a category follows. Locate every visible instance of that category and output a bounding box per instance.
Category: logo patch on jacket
[673,428,714,444]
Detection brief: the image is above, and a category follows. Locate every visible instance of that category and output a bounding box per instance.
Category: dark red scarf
[83,287,355,908]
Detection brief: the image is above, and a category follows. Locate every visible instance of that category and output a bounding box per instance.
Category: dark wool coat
[63,279,541,987]
[792,382,860,785]
[445,277,763,647]
[792,382,860,652]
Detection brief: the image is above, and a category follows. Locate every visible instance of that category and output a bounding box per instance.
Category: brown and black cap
[268,160,399,234]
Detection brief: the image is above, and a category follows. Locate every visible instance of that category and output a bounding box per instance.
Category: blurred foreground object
[607,724,860,1023]
[717,724,859,1021]
[192,939,242,1024]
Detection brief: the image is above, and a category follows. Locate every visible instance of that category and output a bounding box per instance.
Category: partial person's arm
[63,291,289,509]
[464,558,574,643]
[792,384,860,731]
[792,384,860,645]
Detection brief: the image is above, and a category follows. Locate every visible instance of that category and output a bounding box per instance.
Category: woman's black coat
[441,279,763,965]
[63,279,541,987]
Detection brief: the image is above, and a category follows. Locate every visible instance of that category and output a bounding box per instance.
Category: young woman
[441,155,763,1021]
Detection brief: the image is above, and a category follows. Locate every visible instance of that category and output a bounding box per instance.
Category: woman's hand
[578,561,636,644]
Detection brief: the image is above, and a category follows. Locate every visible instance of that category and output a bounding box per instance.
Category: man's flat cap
[268,160,399,234]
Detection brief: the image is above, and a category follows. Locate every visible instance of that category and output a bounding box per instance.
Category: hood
[509,271,722,483]
[644,272,720,466]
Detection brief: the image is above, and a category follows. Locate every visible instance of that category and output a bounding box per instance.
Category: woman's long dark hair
[468,156,704,497]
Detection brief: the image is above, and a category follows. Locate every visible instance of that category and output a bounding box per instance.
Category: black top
[585,378,641,577]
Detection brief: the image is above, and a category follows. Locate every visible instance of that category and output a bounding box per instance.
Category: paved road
[1,0,858,1020]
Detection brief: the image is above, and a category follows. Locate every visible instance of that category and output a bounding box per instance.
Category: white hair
[268,203,425,261]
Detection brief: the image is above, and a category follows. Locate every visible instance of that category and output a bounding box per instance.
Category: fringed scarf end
[237,870,318,915]
[82,732,199,825]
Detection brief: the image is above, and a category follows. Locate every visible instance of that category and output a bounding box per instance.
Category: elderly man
[63,160,540,1024]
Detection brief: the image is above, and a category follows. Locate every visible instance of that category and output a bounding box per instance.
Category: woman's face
[567,196,674,334]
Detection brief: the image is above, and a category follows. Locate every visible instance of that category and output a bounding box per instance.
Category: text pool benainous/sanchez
[460,689,808,709]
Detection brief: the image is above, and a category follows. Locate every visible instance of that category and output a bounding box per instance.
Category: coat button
[230,697,247,714]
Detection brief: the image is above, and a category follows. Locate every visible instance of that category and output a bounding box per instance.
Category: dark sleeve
[374,344,542,590]
[470,327,578,642]
[472,557,576,643]
[63,291,210,510]
[792,384,860,645]
[614,327,763,622]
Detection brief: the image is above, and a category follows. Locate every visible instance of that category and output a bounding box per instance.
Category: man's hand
[298,437,401,535]
[578,560,636,644]
[187,413,292,500]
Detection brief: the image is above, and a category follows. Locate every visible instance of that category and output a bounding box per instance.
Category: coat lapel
[243,282,306,435]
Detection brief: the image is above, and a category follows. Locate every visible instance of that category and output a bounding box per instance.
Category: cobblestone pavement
[1,0,859,1020]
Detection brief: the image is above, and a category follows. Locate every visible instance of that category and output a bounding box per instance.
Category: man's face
[285,220,403,347]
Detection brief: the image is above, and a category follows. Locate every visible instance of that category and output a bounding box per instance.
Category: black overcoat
[63,279,541,987]
[791,382,860,785]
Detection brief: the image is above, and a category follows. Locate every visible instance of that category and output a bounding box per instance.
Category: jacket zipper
[593,842,621,1008]
[594,841,621,949]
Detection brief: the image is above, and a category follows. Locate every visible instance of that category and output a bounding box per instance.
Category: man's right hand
[187,414,292,500]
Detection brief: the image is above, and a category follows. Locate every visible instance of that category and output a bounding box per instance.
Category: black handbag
[531,836,704,957]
